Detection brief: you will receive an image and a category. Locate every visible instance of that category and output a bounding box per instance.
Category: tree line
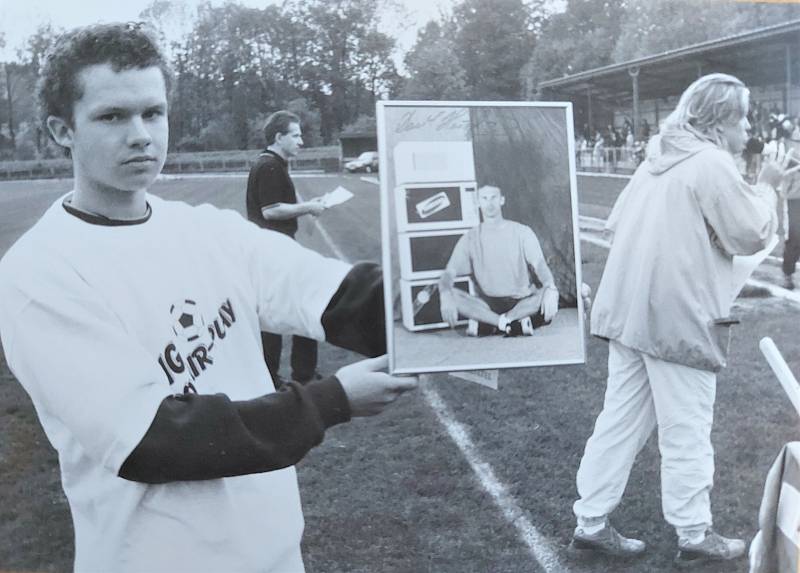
[0,0,798,161]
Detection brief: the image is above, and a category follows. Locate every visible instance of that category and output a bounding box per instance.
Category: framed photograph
[377,101,586,374]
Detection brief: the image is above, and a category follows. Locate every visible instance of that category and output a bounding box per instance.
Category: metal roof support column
[786,42,793,116]
[629,66,640,140]
[587,86,593,133]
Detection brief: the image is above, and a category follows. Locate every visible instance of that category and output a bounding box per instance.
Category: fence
[0,146,343,181]
[575,146,642,174]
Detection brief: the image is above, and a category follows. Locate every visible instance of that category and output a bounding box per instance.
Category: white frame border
[378,100,585,374]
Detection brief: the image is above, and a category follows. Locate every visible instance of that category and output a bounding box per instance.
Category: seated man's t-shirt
[446,219,552,299]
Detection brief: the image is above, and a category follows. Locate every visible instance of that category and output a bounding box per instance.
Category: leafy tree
[613,0,800,62]
[284,0,397,140]
[451,0,538,100]
[402,21,467,100]
[525,0,627,90]
[340,113,376,135]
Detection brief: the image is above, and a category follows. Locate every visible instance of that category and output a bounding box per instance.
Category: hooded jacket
[590,126,778,372]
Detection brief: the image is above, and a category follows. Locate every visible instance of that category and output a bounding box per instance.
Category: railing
[575,146,642,174]
[0,146,343,181]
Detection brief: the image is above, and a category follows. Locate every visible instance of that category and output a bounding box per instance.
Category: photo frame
[377,101,586,374]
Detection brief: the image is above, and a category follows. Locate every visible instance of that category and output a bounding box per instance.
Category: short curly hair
[37,22,173,132]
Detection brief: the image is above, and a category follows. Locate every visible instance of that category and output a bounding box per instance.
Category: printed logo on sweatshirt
[157,298,237,389]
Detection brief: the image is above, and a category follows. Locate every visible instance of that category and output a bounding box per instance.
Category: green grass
[0,174,798,572]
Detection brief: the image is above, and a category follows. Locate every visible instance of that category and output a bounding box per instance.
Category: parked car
[344,151,379,173]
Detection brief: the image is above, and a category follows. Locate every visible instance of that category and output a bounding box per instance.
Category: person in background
[246,110,328,385]
[570,73,789,567]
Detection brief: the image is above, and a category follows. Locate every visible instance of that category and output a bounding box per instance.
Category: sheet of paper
[449,369,499,390]
[731,234,779,304]
[321,186,354,208]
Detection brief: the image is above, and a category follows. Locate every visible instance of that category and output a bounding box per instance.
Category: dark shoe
[783,273,795,290]
[568,524,646,559]
[505,316,536,337]
[674,529,745,568]
[466,320,500,337]
[531,311,551,329]
[505,320,523,337]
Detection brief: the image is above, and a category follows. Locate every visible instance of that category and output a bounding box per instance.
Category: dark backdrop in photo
[470,107,576,305]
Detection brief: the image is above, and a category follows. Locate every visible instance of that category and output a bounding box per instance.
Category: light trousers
[574,340,717,536]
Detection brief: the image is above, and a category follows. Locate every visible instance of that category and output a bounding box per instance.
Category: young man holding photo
[0,23,415,573]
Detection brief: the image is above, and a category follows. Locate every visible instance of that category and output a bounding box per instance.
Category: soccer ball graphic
[170,299,205,342]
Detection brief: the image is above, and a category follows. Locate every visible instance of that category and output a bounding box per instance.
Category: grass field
[0,173,798,572]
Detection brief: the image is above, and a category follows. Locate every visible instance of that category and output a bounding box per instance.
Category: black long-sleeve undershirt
[119,262,385,484]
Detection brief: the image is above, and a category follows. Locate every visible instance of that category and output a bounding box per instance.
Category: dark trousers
[784,200,800,276]
[261,331,318,383]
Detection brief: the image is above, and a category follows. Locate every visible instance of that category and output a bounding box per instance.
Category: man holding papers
[246,110,329,385]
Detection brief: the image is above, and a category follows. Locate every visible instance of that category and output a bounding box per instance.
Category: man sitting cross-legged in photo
[438,184,559,336]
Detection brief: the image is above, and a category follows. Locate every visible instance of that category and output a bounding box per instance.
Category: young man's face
[275,122,303,158]
[478,186,505,220]
[50,63,168,194]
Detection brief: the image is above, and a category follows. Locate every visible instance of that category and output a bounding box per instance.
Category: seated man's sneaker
[465,319,497,337]
[568,523,646,558]
[505,320,523,337]
[520,316,534,335]
[674,529,745,568]
[497,313,512,335]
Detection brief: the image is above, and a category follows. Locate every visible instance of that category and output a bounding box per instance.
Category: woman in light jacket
[569,73,788,567]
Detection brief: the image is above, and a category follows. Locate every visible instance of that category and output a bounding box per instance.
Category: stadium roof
[537,19,800,102]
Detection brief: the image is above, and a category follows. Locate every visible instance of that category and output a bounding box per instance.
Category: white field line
[576,170,632,180]
[295,189,347,261]
[157,171,337,180]
[579,225,799,304]
[325,176,564,573]
[576,173,785,266]
[421,384,568,573]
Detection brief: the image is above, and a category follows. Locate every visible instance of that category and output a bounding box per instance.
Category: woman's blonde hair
[663,73,749,148]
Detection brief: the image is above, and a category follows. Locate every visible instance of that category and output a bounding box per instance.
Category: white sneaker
[497,313,511,334]
[568,523,646,558]
[520,316,534,335]
[674,529,746,568]
[466,319,478,337]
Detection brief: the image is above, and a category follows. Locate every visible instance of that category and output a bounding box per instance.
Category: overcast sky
[0,0,456,61]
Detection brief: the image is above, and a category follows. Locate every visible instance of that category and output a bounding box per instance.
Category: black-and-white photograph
[2,1,800,572]
[379,102,585,373]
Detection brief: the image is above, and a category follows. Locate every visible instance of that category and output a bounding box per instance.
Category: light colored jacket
[591,126,778,372]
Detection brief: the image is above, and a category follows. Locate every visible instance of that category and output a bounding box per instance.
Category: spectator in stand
[641,118,651,141]
[593,130,605,168]
[782,123,800,289]
[792,117,800,141]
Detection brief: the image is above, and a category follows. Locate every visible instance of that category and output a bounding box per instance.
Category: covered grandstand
[537,19,800,142]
